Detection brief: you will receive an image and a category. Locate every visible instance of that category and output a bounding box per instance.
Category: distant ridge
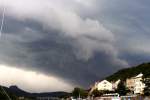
[6,85,30,97]
[106,62,150,81]
[0,85,70,98]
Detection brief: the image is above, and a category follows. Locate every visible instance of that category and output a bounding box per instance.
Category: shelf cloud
[0,0,150,92]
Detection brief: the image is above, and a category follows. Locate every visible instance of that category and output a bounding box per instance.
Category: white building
[133,73,145,94]
[126,73,145,94]
[90,79,121,93]
[97,80,113,91]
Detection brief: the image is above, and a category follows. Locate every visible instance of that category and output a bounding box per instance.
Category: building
[133,73,145,94]
[89,82,99,93]
[126,73,145,94]
[112,79,121,90]
[90,79,121,94]
[126,78,135,91]
[97,80,113,91]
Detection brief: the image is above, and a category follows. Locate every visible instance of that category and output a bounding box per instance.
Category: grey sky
[0,0,150,92]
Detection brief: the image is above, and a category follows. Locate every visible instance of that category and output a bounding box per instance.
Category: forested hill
[0,85,70,99]
[106,62,150,81]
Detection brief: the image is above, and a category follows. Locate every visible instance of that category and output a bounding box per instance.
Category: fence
[93,95,144,100]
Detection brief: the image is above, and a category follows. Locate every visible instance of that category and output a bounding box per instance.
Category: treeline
[106,62,150,81]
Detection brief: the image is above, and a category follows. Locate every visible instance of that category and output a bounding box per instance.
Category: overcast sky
[0,0,150,92]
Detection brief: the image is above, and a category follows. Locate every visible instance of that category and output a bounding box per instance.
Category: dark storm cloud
[0,0,150,90]
[0,16,126,87]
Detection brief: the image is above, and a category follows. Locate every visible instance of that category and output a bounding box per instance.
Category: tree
[72,87,88,99]
[116,81,129,96]
[90,89,102,97]
[143,78,150,96]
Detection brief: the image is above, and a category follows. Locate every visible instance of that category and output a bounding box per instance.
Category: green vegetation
[115,81,130,96]
[90,89,102,97]
[142,74,150,96]
[143,77,150,96]
[90,89,115,97]
[72,87,88,98]
[106,63,150,81]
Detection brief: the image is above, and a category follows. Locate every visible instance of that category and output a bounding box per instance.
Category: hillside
[106,62,150,81]
[0,86,18,100]
[0,85,70,99]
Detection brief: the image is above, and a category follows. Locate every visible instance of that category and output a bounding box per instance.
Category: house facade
[90,79,121,93]
[126,73,145,94]
[126,78,135,91]
[97,80,113,91]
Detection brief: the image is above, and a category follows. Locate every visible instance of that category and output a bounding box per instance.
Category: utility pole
[0,86,11,100]
[0,7,5,37]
